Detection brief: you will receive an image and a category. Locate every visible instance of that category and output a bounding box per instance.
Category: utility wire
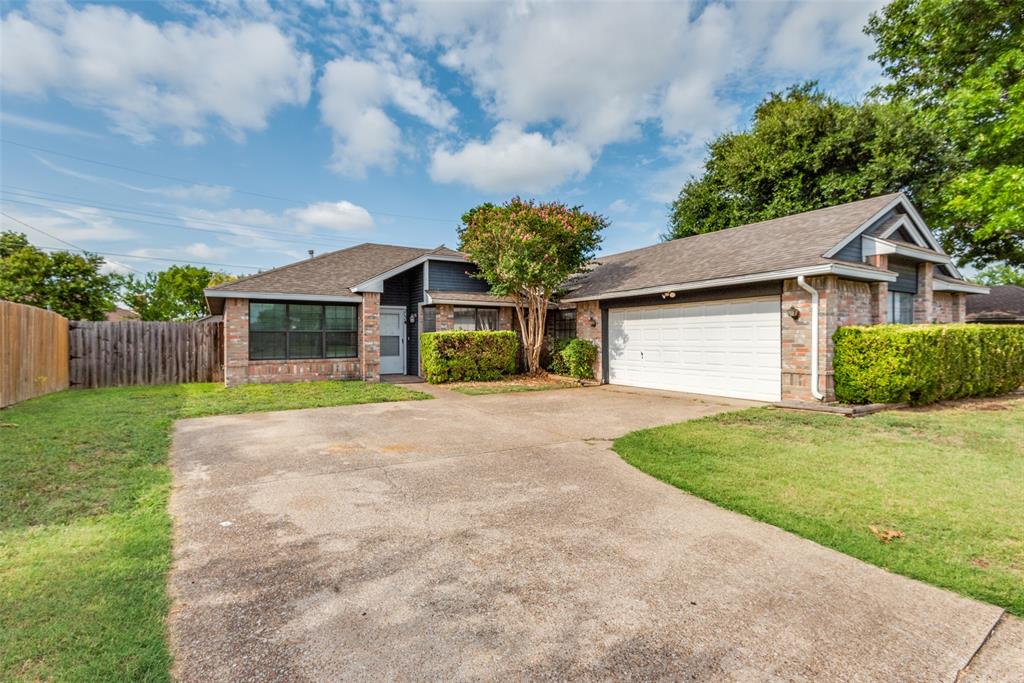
[0,210,144,274]
[1,211,259,271]
[1,137,456,223]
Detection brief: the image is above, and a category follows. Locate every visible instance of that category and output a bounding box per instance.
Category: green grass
[450,376,580,395]
[614,399,1024,616]
[0,381,427,682]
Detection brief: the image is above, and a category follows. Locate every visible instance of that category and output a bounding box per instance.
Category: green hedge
[420,330,519,383]
[559,338,598,379]
[833,324,1024,405]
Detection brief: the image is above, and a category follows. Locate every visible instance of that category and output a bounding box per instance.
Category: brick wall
[575,300,602,381]
[435,304,455,331]
[361,292,381,382]
[498,307,514,331]
[932,292,966,323]
[913,262,934,322]
[222,297,368,387]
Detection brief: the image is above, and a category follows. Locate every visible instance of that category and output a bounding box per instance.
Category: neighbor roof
[564,193,911,300]
[966,285,1024,323]
[207,243,465,299]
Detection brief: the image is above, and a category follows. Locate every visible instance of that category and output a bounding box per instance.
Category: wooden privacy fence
[1,300,70,408]
[69,320,223,389]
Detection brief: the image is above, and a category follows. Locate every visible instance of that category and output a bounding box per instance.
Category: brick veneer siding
[575,300,602,381]
[866,254,889,324]
[361,292,381,382]
[498,307,514,331]
[932,292,966,323]
[435,304,455,331]
[913,262,934,322]
[222,296,371,387]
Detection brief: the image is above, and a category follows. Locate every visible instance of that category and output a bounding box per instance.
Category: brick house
[205,193,987,401]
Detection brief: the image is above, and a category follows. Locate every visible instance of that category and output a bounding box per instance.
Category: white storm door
[379,307,405,374]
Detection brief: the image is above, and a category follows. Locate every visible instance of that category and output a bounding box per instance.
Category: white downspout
[796,276,824,401]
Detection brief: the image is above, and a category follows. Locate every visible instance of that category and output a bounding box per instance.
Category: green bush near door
[833,323,1024,405]
[420,331,519,383]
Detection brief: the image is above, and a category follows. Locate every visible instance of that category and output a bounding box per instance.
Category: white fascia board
[933,280,990,294]
[862,236,952,264]
[823,195,906,259]
[203,290,363,303]
[351,254,467,292]
[561,263,897,303]
[424,292,516,307]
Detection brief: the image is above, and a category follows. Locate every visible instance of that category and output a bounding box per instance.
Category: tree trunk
[515,291,549,374]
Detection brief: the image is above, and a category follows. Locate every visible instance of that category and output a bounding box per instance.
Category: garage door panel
[608,296,781,401]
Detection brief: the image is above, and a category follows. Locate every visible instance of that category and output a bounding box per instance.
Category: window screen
[248,302,357,360]
[453,306,499,331]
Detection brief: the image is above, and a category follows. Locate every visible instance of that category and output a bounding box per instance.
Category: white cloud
[318,56,456,176]
[0,206,137,243]
[0,111,101,138]
[0,1,313,143]
[429,122,592,193]
[285,201,374,231]
[33,155,233,203]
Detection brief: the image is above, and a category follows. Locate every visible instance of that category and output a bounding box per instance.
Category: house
[966,285,1024,324]
[105,307,140,322]
[204,193,987,402]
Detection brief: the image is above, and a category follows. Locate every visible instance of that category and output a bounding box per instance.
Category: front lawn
[450,373,581,395]
[614,398,1024,616]
[0,381,426,682]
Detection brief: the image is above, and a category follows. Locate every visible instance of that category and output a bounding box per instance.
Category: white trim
[824,194,946,260]
[933,279,990,295]
[379,305,407,375]
[425,292,516,307]
[877,214,928,247]
[351,253,466,293]
[203,289,363,303]
[796,276,824,401]
[562,263,896,303]
[423,259,430,296]
[862,235,953,264]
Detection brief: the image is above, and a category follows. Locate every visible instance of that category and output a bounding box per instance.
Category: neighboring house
[204,193,987,402]
[966,285,1024,324]
[105,307,140,322]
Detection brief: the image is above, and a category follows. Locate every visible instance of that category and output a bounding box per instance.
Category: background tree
[867,0,1022,267]
[0,230,120,320]
[975,264,1024,287]
[458,198,606,374]
[666,84,948,241]
[123,265,233,321]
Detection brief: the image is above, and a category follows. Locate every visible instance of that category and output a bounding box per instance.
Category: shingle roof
[208,243,465,297]
[966,284,1024,322]
[565,193,904,299]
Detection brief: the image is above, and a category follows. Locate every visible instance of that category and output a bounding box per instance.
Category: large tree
[123,265,233,321]
[666,84,949,241]
[0,231,121,320]
[867,0,1023,267]
[458,198,606,374]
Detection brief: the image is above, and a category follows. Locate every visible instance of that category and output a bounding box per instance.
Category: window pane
[288,332,322,358]
[422,306,437,333]
[325,305,356,331]
[381,335,401,356]
[326,331,357,358]
[289,304,323,331]
[477,308,498,330]
[897,292,914,323]
[454,307,476,331]
[250,332,286,359]
[250,303,287,331]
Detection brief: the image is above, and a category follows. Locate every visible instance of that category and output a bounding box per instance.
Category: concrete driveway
[169,385,1015,681]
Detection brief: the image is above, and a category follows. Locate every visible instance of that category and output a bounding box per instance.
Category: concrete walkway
[168,385,1018,681]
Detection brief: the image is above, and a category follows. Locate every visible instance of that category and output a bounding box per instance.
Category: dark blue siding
[406,264,423,372]
[832,236,863,263]
[888,258,919,293]
[381,272,408,306]
[428,260,489,293]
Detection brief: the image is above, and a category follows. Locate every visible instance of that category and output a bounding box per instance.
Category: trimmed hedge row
[833,323,1024,405]
[420,330,519,383]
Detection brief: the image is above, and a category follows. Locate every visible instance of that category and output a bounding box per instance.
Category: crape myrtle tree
[457,197,606,374]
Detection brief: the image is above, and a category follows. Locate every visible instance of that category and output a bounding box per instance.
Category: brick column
[866,254,889,324]
[498,307,514,331]
[435,304,455,330]
[952,293,966,322]
[223,298,249,387]
[361,292,381,381]
[575,300,602,382]
[913,262,934,323]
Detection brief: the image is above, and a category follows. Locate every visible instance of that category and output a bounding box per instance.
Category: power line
[2,185,364,247]
[1,137,456,223]
[0,210,144,274]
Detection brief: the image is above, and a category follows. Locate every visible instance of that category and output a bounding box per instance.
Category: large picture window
[249,302,358,360]
[888,291,914,324]
[454,306,498,331]
[548,308,576,340]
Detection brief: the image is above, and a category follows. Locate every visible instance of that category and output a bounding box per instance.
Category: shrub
[833,324,1024,405]
[545,337,570,375]
[558,338,598,380]
[420,330,519,383]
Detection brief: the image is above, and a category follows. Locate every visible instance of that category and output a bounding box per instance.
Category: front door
[380,307,405,374]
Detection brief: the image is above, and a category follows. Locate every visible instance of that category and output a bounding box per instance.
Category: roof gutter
[202,290,363,303]
[796,275,825,401]
[561,263,896,303]
[932,279,990,295]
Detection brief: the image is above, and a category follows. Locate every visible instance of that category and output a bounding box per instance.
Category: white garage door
[607,296,781,401]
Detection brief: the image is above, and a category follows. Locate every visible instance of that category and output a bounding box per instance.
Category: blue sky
[1,0,885,277]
